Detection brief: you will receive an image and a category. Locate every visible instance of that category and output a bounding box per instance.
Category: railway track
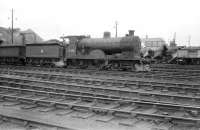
[151,64,200,73]
[152,64,200,70]
[0,65,200,82]
[0,65,200,129]
[2,64,200,73]
[0,67,200,90]
[0,115,67,130]
[0,74,200,107]
[0,74,199,126]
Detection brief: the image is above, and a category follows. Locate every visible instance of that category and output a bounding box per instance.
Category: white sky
[1,0,200,46]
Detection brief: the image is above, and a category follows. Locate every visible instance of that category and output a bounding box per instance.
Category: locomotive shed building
[142,37,166,51]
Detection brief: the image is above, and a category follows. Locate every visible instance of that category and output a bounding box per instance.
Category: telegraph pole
[173,32,176,43]
[188,35,191,47]
[115,21,118,38]
[11,8,14,44]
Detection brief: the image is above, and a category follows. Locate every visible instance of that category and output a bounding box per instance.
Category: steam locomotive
[0,30,149,71]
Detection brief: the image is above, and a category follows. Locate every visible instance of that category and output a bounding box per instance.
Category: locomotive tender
[0,44,25,65]
[0,30,147,71]
[26,43,63,66]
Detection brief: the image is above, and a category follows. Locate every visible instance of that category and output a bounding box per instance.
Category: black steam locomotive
[0,30,148,71]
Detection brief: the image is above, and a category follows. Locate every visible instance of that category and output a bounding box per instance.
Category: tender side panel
[0,47,21,57]
[26,45,61,58]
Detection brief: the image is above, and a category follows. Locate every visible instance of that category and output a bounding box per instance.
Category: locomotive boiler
[78,31,140,55]
[64,30,145,71]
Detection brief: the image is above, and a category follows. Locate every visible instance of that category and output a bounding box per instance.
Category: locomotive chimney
[103,31,111,38]
[128,30,135,36]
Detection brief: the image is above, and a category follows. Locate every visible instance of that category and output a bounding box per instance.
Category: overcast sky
[1,0,200,46]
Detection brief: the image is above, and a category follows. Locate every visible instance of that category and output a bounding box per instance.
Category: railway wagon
[64,30,143,70]
[0,45,25,65]
[175,47,200,64]
[26,42,64,66]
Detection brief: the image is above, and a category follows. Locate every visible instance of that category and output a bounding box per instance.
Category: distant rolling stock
[172,47,200,64]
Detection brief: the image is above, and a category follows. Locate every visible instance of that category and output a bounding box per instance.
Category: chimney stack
[128,30,135,36]
[103,31,111,38]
